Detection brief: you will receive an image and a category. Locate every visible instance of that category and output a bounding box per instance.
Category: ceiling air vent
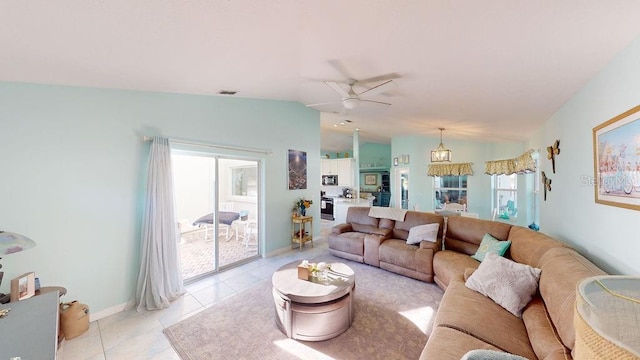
[218,90,237,95]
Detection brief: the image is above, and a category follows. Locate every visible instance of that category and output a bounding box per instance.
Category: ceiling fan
[306,78,398,111]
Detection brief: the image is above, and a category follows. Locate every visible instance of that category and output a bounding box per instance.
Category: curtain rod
[142,136,272,155]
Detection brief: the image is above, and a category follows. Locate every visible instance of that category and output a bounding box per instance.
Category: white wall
[528,35,640,275]
[0,83,320,314]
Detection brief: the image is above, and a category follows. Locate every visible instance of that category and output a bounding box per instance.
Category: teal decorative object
[471,233,511,262]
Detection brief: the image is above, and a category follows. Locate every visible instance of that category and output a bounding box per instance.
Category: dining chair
[443,202,466,212]
[460,212,479,219]
[491,208,498,221]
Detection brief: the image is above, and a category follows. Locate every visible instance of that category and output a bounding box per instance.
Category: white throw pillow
[465,252,541,317]
[406,223,439,245]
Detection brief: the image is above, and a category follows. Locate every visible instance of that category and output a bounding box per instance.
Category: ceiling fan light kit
[431,128,452,162]
[342,97,360,109]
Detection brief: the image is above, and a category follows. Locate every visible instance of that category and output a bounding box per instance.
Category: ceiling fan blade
[327,59,354,80]
[360,99,392,106]
[357,72,401,84]
[306,101,340,108]
[324,81,350,98]
[357,80,397,97]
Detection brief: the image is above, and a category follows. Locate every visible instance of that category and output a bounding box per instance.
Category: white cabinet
[321,159,338,175]
[321,158,354,186]
[336,158,353,186]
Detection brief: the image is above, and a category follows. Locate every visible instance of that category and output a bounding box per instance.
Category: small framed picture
[393,157,399,166]
[10,272,36,302]
[403,154,410,164]
[364,174,377,185]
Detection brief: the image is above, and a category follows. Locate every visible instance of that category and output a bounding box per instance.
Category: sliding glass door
[172,152,261,281]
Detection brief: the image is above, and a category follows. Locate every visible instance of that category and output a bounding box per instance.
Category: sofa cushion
[392,211,445,241]
[351,224,391,236]
[508,226,567,268]
[522,296,571,360]
[327,232,366,256]
[379,239,419,270]
[345,206,380,227]
[471,233,511,262]
[537,247,606,351]
[434,279,538,359]
[444,216,512,255]
[433,250,480,289]
[407,223,439,245]
[420,326,502,360]
[465,252,541,317]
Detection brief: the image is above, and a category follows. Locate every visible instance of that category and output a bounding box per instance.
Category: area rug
[163,255,444,360]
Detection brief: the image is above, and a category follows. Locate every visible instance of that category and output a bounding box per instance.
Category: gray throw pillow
[465,252,541,317]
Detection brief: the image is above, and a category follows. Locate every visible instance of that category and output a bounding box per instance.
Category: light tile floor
[60,223,332,360]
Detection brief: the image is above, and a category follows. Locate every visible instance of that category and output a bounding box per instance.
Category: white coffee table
[272,260,355,341]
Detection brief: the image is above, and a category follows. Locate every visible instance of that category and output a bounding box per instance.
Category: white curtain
[136,137,185,311]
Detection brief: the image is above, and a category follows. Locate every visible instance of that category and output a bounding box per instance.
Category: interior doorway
[172,152,261,282]
[394,168,409,209]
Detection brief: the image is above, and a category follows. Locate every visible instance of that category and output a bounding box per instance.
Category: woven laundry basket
[574,276,640,359]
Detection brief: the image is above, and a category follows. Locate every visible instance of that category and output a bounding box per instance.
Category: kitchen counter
[333,199,372,224]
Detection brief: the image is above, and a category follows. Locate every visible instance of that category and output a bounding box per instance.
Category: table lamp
[0,231,37,288]
[574,275,640,359]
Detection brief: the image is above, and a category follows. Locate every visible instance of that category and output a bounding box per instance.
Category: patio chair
[219,202,234,240]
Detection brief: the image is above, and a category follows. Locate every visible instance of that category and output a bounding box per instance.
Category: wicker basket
[574,276,640,359]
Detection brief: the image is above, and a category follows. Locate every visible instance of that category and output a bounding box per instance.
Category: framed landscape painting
[593,104,640,211]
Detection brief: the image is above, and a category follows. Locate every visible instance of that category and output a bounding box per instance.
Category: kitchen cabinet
[321,158,354,187]
[321,159,338,175]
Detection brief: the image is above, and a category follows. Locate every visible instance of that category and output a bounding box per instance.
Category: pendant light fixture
[431,128,452,162]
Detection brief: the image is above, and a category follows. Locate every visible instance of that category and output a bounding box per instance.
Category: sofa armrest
[364,234,387,267]
[463,268,475,281]
[331,223,353,235]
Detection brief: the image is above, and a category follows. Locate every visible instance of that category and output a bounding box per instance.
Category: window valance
[427,163,474,177]
[484,149,537,175]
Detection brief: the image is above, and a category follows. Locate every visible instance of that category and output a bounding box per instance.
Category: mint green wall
[390,136,529,222]
[321,142,390,165]
[0,83,320,314]
[528,35,640,275]
[358,143,391,169]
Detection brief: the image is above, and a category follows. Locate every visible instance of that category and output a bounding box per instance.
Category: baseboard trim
[90,299,135,322]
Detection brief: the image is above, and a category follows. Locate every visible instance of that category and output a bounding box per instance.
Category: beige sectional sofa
[328,207,607,360]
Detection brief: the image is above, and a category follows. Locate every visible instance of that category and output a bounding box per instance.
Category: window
[493,174,517,218]
[434,175,468,209]
[232,166,257,197]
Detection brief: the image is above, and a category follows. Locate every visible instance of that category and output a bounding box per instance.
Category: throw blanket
[369,207,408,221]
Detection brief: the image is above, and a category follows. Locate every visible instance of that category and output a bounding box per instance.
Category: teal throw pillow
[471,233,511,262]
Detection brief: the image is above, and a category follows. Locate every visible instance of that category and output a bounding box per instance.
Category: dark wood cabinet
[372,192,391,207]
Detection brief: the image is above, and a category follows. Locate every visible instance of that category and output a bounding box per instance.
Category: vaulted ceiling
[2,1,640,151]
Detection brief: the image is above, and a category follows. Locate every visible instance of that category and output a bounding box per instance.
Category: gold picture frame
[10,272,36,302]
[593,104,640,211]
[364,174,377,185]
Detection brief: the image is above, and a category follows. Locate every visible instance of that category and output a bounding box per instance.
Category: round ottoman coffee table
[272,260,355,341]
